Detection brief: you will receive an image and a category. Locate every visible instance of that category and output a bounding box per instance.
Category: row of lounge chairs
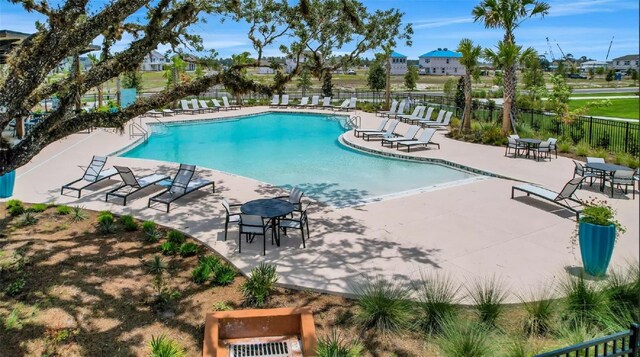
[61,156,214,212]
[144,97,240,117]
[269,95,357,111]
[377,100,453,128]
[354,118,440,152]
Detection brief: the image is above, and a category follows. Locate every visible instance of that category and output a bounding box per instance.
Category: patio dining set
[573,157,638,199]
[505,134,557,161]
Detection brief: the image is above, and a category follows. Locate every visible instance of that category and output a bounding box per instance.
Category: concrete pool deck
[5,106,639,302]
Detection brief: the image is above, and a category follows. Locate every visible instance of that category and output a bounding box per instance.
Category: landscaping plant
[27,203,48,213]
[97,211,116,235]
[146,256,168,275]
[149,335,185,357]
[352,276,413,334]
[213,263,236,286]
[559,273,608,326]
[16,212,38,227]
[241,263,278,307]
[316,330,363,357]
[160,242,179,256]
[142,221,162,242]
[6,199,25,216]
[178,242,198,257]
[4,277,26,297]
[71,206,88,222]
[119,214,139,232]
[413,272,460,334]
[56,205,71,215]
[167,230,186,245]
[518,287,555,336]
[467,276,508,327]
[436,319,493,357]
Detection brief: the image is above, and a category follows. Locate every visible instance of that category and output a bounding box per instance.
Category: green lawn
[568,98,640,119]
[570,92,639,98]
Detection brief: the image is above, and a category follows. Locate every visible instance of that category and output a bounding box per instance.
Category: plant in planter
[572,198,626,277]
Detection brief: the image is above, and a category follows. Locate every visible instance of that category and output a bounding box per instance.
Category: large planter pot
[578,221,616,277]
[0,170,16,198]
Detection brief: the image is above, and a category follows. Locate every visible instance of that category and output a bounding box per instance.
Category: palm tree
[472,0,550,132]
[484,41,537,133]
[457,39,482,131]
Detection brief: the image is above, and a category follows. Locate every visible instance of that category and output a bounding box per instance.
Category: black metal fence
[534,323,639,357]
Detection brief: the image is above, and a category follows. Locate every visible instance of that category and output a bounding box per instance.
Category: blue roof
[419,49,462,58]
[390,51,407,58]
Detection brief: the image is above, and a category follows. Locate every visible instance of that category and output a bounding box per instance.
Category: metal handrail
[128,121,148,141]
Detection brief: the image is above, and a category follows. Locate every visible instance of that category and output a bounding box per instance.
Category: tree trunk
[463,74,472,131]
[97,85,103,108]
[385,58,391,110]
[503,64,516,133]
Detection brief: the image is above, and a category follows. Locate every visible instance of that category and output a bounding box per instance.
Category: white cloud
[201,39,248,49]
[547,0,638,17]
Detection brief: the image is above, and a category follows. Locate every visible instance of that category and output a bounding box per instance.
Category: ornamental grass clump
[316,330,363,357]
[27,203,48,213]
[241,263,278,307]
[149,334,185,357]
[119,214,138,232]
[142,221,161,242]
[467,277,508,327]
[178,242,198,257]
[97,211,116,234]
[16,212,38,227]
[71,205,88,222]
[436,319,493,357]
[518,286,556,336]
[413,272,460,334]
[352,275,413,334]
[6,199,24,216]
[559,273,608,326]
[56,205,71,215]
[167,230,185,245]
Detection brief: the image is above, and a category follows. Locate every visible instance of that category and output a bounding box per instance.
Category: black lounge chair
[511,177,585,220]
[105,166,169,206]
[148,164,215,212]
[61,156,119,197]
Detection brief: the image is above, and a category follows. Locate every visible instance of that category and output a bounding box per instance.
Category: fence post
[588,116,594,146]
[630,323,640,357]
[624,122,630,153]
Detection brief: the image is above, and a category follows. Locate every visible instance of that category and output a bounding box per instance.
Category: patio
[6,107,639,302]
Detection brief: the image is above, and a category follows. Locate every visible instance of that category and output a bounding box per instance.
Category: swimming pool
[122,112,481,206]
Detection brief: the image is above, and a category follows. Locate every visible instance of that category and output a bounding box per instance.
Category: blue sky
[1,0,638,61]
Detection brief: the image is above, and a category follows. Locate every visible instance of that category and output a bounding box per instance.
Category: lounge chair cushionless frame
[106,166,169,206]
[148,164,215,212]
[61,156,119,197]
[511,177,585,220]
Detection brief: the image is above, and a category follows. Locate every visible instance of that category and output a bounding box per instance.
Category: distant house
[419,48,464,76]
[285,54,309,74]
[140,51,169,71]
[611,54,639,71]
[389,51,407,75]
[257,59,275,74]
[579,60,609,72]
[182,54,198,71]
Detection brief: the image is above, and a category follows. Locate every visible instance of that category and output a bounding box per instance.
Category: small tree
[121,70,143,91]
[404,65,418,91]
[628,68,638,85]
[547,74,572,119]
[605,69,615,82]
[443,78,456,98]
[367,61,386,103]
[297,68,312,96]
[595,66,605,77]
[588,67,595,80]
[321,70,333,97]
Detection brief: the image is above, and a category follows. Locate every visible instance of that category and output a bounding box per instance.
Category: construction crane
[605,36,614,61]
[556,42,566,60]
[545,37,556,61]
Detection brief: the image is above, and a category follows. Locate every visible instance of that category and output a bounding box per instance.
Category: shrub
[502,336,539,357]
[560,273,608,325]
[119,215,138,231]
[200,255,221,271]
[149,335,185,357]
[97,212,116,234]
[16,212,38,227]
[71,205,88,222]
[467,277,508,327]
[167,230,185,245]
[352,276,413,334]
[316,331,363,357]
[214,264,236,286]
[557,141,572,153]
[6,199,25,216]
[241,263,278,307]
[28,203,48,213]
[436,319,493,357]
[146,256,168,275]
[4,278,26,297]
[56,205,71,215]
[142,221,161,242]
[413,272,460,334]
[178,242,198,257]
[191,263,213,284]
[518,287,555,336]
[160,242,179,256]
[573,141,591,157]
[589,147,609,159]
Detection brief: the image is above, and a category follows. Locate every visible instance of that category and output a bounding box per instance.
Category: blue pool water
[122,112,478,206]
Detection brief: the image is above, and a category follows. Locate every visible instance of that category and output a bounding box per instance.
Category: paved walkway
[5,107,639,302]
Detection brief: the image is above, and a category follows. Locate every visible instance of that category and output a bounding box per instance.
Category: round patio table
[241,199,294,247]
[515,138,542,158]
[585,162,633,192]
